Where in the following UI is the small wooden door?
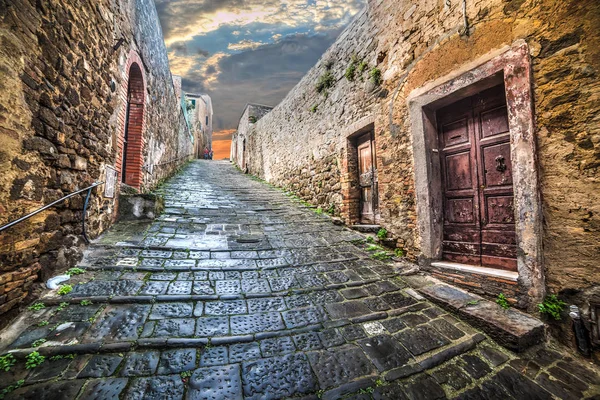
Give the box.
[357,132,378,224]
[437,85,517,271]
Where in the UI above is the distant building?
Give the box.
[231,103,273,170]
[186,93,213,158]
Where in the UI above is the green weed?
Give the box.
[80,300,93,306]
[538,295,566,320]
[371,251,393,261]
[310,104,318,113]
[394,248,405,257]
[31,339,46,348]
[316,71,335,94]
[370,67,382,85]
[57,285,73,296]
[28,302,45,311]
[25,352,45,369]
[496,293,510,310]
[376,228,387,239]
[358,61,369,74]
[0,354,16,372]
[65,267,85,276]
[56,302,69,311]
[0,379,24,399]
[37,320,49,327]
[366,236,375,244]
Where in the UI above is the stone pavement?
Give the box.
[1,160,599,399]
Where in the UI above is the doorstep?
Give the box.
[404,274,545,352]
[430,261,518,282]
[350,224,381,232]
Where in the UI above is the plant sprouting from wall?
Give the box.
[357,61,369,75]
[496,293,510,309]
[377,228,387,239]
[249,115,257,123]
[310,104,318,113]
[369,67,382,86]
[538,295,566,320]
[345,54,359,81]
[316,70,335,94]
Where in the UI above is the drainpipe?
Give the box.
[569,305,592,356]
[460,0,469,36]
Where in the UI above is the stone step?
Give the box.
[350,224,381,232]
[418,283,545,352]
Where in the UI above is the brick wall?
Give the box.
[0,0,194,320]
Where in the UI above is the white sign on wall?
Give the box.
[104,165,117,198]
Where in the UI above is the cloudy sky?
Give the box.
[155,0,365,158]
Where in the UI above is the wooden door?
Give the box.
[357,132,377,224]
[437,85,517,271]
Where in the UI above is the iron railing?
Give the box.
[0,181,104,244]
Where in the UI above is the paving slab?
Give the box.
[1,161,598,400]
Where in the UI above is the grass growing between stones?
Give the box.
[57,284,73,296]
[28,302,45,311]
[65,267,85,276]
[0,354,15,372]
[0,380,24,399]
[25,352,44,369]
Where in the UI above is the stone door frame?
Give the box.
[341,116,377,225]
[407,40,544,305]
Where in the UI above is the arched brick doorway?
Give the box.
[122,63,144,188]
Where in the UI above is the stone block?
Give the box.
[118,193,164,221]
[419,284,545,352]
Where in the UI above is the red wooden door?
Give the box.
[437,85,517,271]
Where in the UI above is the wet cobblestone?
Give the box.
[1,161,599,399]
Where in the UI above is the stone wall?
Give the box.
[238,0,600,351]
[231,103,273,168]
[0,0,193,319]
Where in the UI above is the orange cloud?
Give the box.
[213,129,235,141]
[212,139,232,159]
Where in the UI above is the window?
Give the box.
[206,116,209,126]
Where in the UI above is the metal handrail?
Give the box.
[0,181,104,244]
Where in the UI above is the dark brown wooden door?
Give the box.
[357,132,378,224]
[437,85,517,271]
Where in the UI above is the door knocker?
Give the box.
[495,155,507,172]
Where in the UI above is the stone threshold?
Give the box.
[417,281,544,352]
[431,261,518,282]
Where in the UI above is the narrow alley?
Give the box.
[1,160,598,399]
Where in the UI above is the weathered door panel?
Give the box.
[357,132,377,224]
[437,84,517,271]
[438,100,481,265]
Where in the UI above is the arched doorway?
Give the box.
[122,63,144,188]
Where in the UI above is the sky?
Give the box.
[155,0,365,159]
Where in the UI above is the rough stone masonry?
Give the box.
[0,0,194,320]
[231,0,600,358]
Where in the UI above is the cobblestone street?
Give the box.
[1,160,599,399]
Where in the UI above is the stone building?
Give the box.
[234,0,600,353]
[0,0,194,319]
[231,103,273,170]
[186,93,213,158]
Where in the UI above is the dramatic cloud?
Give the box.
[157,0,365,137]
